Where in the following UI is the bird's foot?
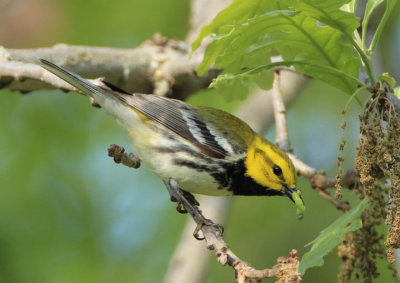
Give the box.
[163,178,224,240]
[164,179,198,213]
[193,218,224,240]
[174,190,200,213]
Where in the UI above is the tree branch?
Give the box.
[0,40,219,100]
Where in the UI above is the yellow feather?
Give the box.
[244,135,296,191]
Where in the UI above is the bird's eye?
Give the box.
[273,165,282,176]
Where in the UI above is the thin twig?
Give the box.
[289,153,358,212]
[272,69,292,152]
[107,144,141,168]
[315,188,351,212]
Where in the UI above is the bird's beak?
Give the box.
[283,184,305,219]
[283,185,303,204]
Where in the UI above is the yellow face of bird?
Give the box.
[245,135,296,193]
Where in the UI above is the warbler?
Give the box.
[39,59,304,211]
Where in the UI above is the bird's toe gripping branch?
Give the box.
[163,178,224,240]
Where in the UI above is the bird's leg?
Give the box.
[169,190,198,214]
[163,178,224,240]
[163,179,192,213]
[180,190,200,212]
[107,144,141,168]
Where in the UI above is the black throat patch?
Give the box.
[212,158,284,197]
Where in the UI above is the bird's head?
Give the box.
[244,135,303,206]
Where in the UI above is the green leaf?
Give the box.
[252,68,274,90]
[369,0,398,54]
[194,1,361,94]
[299,198,370,275]
[341,0,357,13]
[192,0,290,52]
[195,9,296,75]
[210,67,274,95]
[362,0,385,49]
[210,60,363,96]
[209,72,255,100]
[379,72,396,88]
[294,0,360,38]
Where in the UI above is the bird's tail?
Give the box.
[39,59,139,127]
[39,59,113,105]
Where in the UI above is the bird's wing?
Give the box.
[117,93,250,159]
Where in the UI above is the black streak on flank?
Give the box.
[210,160,239,189]
[172,159,218,173]
[152,144,216,164]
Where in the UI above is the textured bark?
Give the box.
[0,41,219,100]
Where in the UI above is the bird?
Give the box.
[39,59,304,215]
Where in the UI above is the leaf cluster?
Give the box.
[193,0,398,97]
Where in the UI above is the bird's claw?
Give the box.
[163,178,224,240]
[176,201,187,214]
[167,187,199,214]
[181,190,200,207]
[193,218,224,240]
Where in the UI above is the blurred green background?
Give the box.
[0,0,399,282]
